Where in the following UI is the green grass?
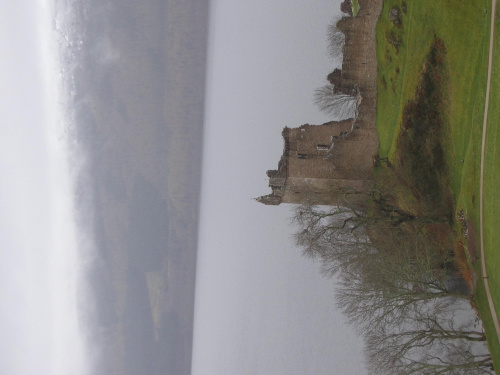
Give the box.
[352,0,360,16]
[375,0,500,365]
[481,5,500,356]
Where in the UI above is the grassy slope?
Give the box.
[375,0,500,363]
[482,5,500,355]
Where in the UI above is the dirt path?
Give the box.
[480,0,500,344]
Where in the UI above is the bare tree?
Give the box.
[313,85,357,119]
[291,203,491,373]
[334,231,472,332]
[291,203,451,278]
[291,204,364,254]
[291,203,488,374]
[290,204,381,273]
[291,201,446,248]
[326,18,345,61]
[367,306,485,360]
[368,335,493,375]
[365,299,492,375]
[369,339,493,374]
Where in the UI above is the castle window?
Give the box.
[316,144,329,151]
[298,153,308,159]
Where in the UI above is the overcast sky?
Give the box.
[192,1,366,374]
[0,1,87,374]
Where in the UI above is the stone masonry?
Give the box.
[257,0,383,206]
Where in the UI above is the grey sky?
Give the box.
[192,1,366,374]
[0,1,87,374]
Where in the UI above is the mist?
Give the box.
[0,1,89,374]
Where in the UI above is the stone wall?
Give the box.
[257,0,383,206]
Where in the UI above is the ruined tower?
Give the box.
[257,0,382,207]
[256,119,377,206]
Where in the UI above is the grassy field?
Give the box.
[375,0,500,364]
[482,3,500,355]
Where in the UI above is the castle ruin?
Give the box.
[257,0,383,206]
